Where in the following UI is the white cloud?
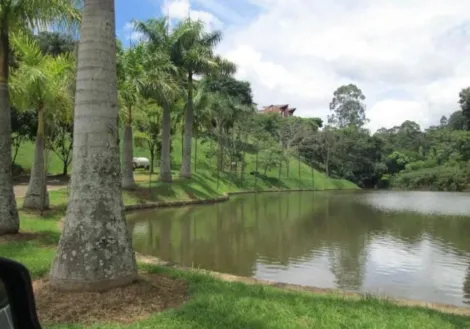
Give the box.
[212,0,470,132]
[123,22,144,43]
[163,0,223,31]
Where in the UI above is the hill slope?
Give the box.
[13,134,358,198]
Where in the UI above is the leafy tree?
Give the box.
[0,0,80,234]
[447,110,467,131]
[203,75,253,106]
[134,102,162,174]
[10,32,74,210]
[47,113,73,176]
[386,151,410,174]
[328,84,368,128]
[10,107,36,165]
[35,31,77,57]
[459,87,470,129]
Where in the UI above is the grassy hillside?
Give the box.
[13,134,358,196]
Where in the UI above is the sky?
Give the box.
[115,0,470,132]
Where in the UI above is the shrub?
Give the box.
[391,166,467,191]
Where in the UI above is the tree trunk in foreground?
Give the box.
[50,0,138,292]
[121,122,137,190]
[179,73,193,179]
[159,101,172,182]
[24,106,50,209]
[0,21,19,235]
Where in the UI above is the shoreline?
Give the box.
[124,187,359,212]
[135,253,470,317]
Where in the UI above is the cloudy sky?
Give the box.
[115,0,470,132]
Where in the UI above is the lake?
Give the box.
[128,190,470,306]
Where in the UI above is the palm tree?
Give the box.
[134,18,181,182]
[0,0,80,235]
[49,0,137,291]
[10,32,74,210]
[117,43,146,190]
[36,31,77,57]
[171,19,236,179]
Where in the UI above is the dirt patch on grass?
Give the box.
[33,274,188,326]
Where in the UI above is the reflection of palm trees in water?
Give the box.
[326,197,369,291]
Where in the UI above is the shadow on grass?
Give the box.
[126,183,178,203]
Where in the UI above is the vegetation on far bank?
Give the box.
[14,134,358,205]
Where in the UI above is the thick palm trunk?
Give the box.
[159,101,172,182]
[180,73,193,179]
[50,0,137,292]
[121,110,137,190]
[24,106,50,210]
[0,21,19,235]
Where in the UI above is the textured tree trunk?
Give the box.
[159,101,172,182]
[49,0,138,292]
[62,162,68,176]
[121,110,136,190]
[24,106,50,209]
[149,146,155,175]
[217,125,224,172]
[0,21,19,235]
[180,72,193,179]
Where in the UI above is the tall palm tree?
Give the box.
[134,18,181,182]
[117,43,146,190]
[171,19,236,179]
[49,0,137,291]
[10,32,74,210]
[0,0,80,235]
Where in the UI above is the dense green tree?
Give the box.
[11,107,36,165]
[328,84,368,128]
[448,110,467,131]
[35,31,76,57]
[459,87,470,129]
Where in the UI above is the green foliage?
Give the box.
[328,84,368,128]
[459,87,470,129]
[392,165,468,192]
[35,31,77,57]
[447,110,467,131]
[9,32,75,113]
[387,151,410,174]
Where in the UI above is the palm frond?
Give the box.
[9,0,82,36]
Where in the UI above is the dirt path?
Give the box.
[13,176,70,198]
[14,184,68,198]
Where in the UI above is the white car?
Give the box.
[132,157,150,170]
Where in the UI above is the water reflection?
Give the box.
[128,190,470,306]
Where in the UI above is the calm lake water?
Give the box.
[128,190,470,306]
